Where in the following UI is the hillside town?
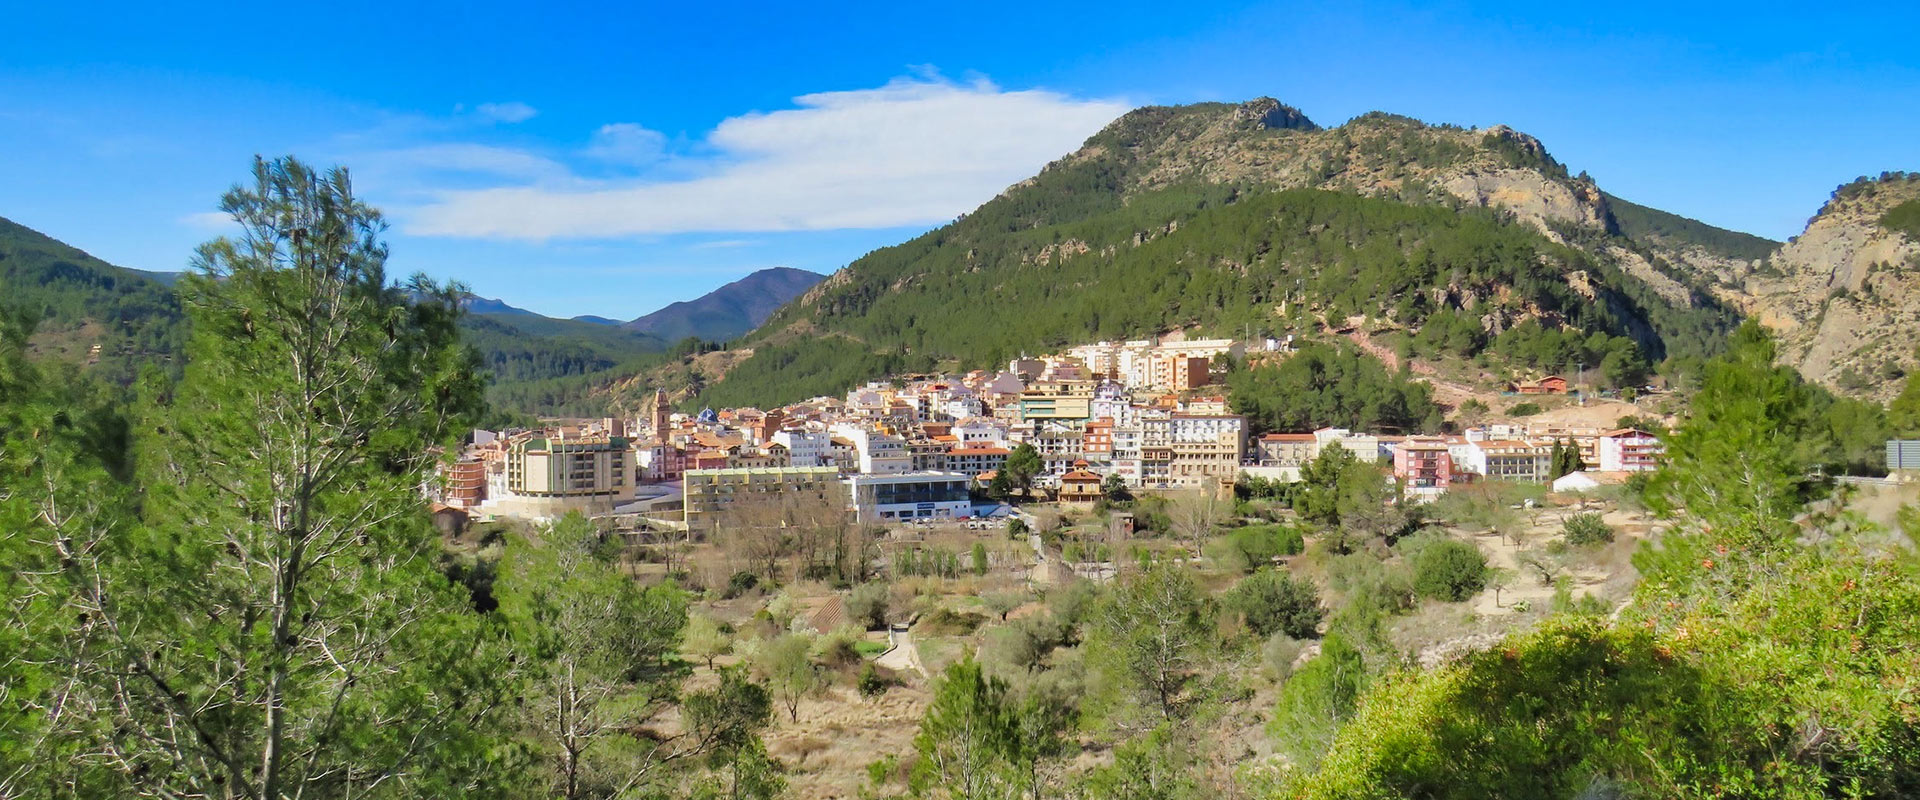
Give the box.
[430,334,1664,527]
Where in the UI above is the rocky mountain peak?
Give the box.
[1233,97,1320,132]
[1735,172,1920,399]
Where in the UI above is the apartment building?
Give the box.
[485,432,637,518]
[771,429,832,468]
[1166,414,1246,489]
[1256,433,1319,467]
[1598,428,1663,472]
[1393,437,1454,489]
[682,466,846,532]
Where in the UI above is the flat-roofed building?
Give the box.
[1598,428,1663,472]
[1256,433,1318,467]
[483,432,636,519]
[683,465,846,532]
[845,471,974,522]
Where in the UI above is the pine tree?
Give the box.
[32,157,516,798]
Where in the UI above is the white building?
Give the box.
[772,429,832,469]
[845,471,975,522]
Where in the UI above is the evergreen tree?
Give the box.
[1652,321,1822,548]
[14,157,516,798]
[1003,443,1042,498]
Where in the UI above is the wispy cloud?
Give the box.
[179,210,235,232]
[402,75,1129,240]
[584,123,668,164]
[688,239,759,250]
[474,101,538,123]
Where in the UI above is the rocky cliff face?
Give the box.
[1736,175,1920,399]
[1052,100,1616,239]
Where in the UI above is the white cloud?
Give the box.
[475,101,538,124]
[584,123,668,164]
[406,76,1130,240]
[179,210,236,232]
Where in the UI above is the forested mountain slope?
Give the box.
[0,215,185,381]
[700,99,1756,408]
[623,266,825,342]
[0,214,669,416]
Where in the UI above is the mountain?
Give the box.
[0,214,185,380]
[0,214,673,416]
[622,266,825,342]
[1729,173,1920,400]
[459,294,539,316]
[572,315,622,325]
[692,98,1759,409]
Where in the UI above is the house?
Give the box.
[1510,375,1569,395]
[1058,461,1105,509]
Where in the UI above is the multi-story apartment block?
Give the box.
[1140,416,1174,487]
[771,429,832,468]
[1476,440,1553,482]
[1084,419,1114,454]
[1598,428,1663,472]
[1166,414,1246,489]
[1256,433,1319,467]
[682,466,845,532]
[944,445,1009,478]
[485,432,637,518]
[1018,385,1093,424]
[907,438,948,471]
[1393,437,1454,489]
[1315,428,1381,463]
[438,457,487,509]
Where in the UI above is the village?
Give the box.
[429,334,1663,532]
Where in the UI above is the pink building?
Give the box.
[1598,428,1663,472]
[1393,438,1454,489]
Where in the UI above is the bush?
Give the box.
[1007,518,1029,537]
[1229,569,1326,639]
[1225,524,1307,571]
[1561,512,1614,545]
[847,582,891,630]
[1263,633,1306,681]
[858,661,896,698]
[915,607,986,636]
[724,571,761,599]
[1507,402,1543,417]
[1412,539,1488,602]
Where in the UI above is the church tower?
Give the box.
[651,389,672,445]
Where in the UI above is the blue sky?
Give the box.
[3,1,1915,319]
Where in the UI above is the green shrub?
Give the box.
[846,582,891,630]
[1412,539,1487,602]
[1561,512,1614,545]
[1229,569,1325,639]
[1507,402,1543,417]
[1224,524,1307,572]
[724,571,761,599]
[858,661,895,698]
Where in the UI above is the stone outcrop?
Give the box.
[1737,175,1920,400]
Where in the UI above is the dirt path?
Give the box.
[874,630,925,678]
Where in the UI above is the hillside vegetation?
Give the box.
[0,215,185,380]
[699,100,1749,409]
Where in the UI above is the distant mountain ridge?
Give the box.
[0,214,185,379]
[691,97,1774,409]
[622,266,825,342]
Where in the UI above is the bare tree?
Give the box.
[1168,489,1230,556]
